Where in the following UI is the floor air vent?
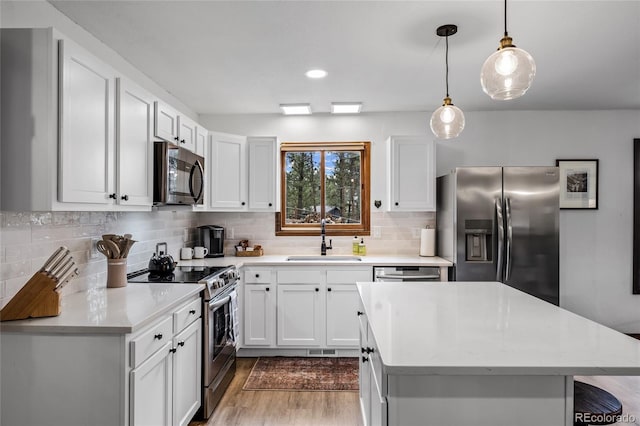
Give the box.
[307,349,337,356]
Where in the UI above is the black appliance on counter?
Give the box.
[128,264,239,420]
[198,225,225,257]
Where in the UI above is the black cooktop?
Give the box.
[127,265,229,283]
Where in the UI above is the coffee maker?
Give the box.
[198,225,225,257]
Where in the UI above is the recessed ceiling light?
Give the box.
[305,69,328,79]
[331,102,363,114]
[280,103,312,115]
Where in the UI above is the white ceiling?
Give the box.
[48,0,640,115]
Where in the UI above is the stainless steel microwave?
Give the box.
[153,142,204,205]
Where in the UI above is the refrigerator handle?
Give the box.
[505,197,513,281]
[495,198,505,282]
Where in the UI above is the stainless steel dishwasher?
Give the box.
[373,266,441,282]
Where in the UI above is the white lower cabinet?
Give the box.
[130,297,202,426]
[172,320,202,426]
[359,305,388,426]
[241,266,369,350]
[131,341,173,426]
[277,284,324,346]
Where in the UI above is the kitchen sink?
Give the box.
[285,255,362,261]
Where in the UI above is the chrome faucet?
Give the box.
[320,219,332,255]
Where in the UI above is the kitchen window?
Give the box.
[277,141,370,236]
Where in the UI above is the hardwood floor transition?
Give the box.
[190,358,640,426]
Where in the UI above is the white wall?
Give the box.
[200,110,640,333]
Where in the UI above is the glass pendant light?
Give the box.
[430,24,465,140]
[480,0,536,100]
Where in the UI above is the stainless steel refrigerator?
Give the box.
[436,167,559,305]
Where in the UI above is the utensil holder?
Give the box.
[106,258,128,288]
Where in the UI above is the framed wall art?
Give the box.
[555,159,599,210]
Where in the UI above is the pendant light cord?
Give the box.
[504,0,509,37]
[445,35,450,98]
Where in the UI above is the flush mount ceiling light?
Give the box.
[331,102,363,114]
[280,103,312,115]
[430,24,465,140]
[305,69,328,79]
[480,0,536,100]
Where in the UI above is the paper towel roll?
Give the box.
[419,228,435,257]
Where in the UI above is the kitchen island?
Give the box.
[356,281,640,426]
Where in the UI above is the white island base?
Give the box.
[357,281,640,426]
[385,375,571,425]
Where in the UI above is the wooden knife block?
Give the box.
[0,272,61,321]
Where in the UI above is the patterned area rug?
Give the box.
[242,357,359,391]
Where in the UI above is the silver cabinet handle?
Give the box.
[505,197,513,282]
[495,198,505,282]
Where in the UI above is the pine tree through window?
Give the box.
[278,142,370,236]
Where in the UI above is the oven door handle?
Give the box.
[209,295,232,311]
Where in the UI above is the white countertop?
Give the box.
[178,254,452,268]
[357,281,640,376]
[0,283,204,334]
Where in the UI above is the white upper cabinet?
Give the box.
[387,135,436,211]
[178,116,197,153]
[248,136,277,211]
[209,132,247,209]
[207,133,277,212]
[154,101,179,144]
[195,126,208,157]
[154,101,198,153]
[116,78,154,207]
[1,28,157,211]
[58,38,116,205]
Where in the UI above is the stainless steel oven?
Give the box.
[128,264,238,420]
[203,282,237,416]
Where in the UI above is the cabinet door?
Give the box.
[247,136,277,211]
[173,320,202,426]
[326,284,360,347]
[244,284,275,346]
[178,116,197,153]
[58,38,115,204]
[360,328,372,426]
[116,78,154,207]
[388,136,435,211]
[130,342,173,426]
[209,132,247,210]
[277,284,324,346]
[195,126,208,157]
[154,101,179,144]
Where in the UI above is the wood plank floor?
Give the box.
[189,357,363,426]
[190,358,639,426]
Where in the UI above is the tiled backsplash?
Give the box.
[197,211,436,256]
[0,211,199,302]
[0,210,434,303]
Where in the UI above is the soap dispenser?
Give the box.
[358,238,366,256]
[352,236,359,255]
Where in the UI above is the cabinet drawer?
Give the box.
[327,269,372,284]
[277,269,322,284]
[244,268,272,284]
[173,298,201,334]
[130,316,173,368]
